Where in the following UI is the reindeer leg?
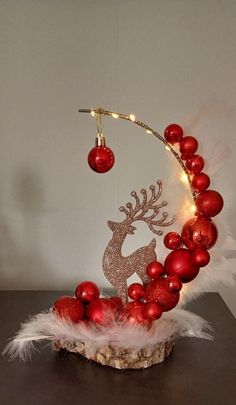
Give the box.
[116,280,128,304]
[137,271,150,286]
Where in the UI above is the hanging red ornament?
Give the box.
[88,145,115,173]
[53,296,85,323]
[122,301,152,327]
[195,190,224,217]
[192,172,210,192]
[75,281,100,303]
[146,261,164,279]
[179,136,198,158]
[164,123,183,144]
[145,278,180,311]
[167,275,182,292]
[128,283,145,301]
[86,298,117,325]
[181,217,218,250]
[164,248,199,282]
[142,302,163,320]
[191,248,210,267]
[164,232,182,250]
[186,155,205,174]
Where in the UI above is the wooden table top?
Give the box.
[0,291,235,405]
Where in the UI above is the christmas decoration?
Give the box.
[5,106,233,371]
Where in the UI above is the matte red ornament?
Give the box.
[195,190,224,217]
[164,248,199,282]
[186,155,205,174]
[86,298,117,325]
[142,302,163,320]
[146,261,164,279]
[75,281,100,303]
[122,301,152,327]
[191,248,210,267]
[164,123,183,144]
[164,232,182,250]
[181,217,218,250]
[192,172,210,192]
[88,146,115,173]
[167,275,182,292]
[179,136,198,157]
[128,283,145,301]
[53,296,85,323]
[144,277,180,311]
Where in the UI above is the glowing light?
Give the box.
[180,172,189,185]
[146,129,152,134]
[91,110,95,117]
[129,114,136,122]
[190,204,196,214]
[165,145,171,151]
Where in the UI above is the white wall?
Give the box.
[0,1,235,314]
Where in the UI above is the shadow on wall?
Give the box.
[0,167,53,290]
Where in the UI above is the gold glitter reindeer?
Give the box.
[102,180,176,303]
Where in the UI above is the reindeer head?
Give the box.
[107,220,136,235]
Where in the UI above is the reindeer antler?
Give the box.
[119,180,176,235]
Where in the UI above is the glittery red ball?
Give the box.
[164,232,182,250]
[164,123,183,144]
[122,301,152,327]
[179,136,198,158]
[164,248,199,282]
[167,275,182,292]
[75,281,100,303]
[53,296,85,323]
[191,248,210,267]
[86,298,117,325]
[145,278,180,311]
[182,217,218,250]
[128,283,145,301]
[142,302,163,320]
[192,172,210,192]
[88,146,115,173]
[146,261,164,279]
[195,190,224,217]
[186,155,205,174]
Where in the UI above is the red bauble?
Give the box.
[110,296,123,309]
[142,302,163,320]
[192,172,210,192]
[122,301,152,327]
[146,261,164,279]
[145,278,180,311]
[181,217,218,250]
[53,296,85,323]
[164,123,183,144]
[164,232,182,250]
[164,248,199,282]
[191,248,210,267]
[186,155,205,174]
[86,298,117,325]
[75,281,100,303]
[167,275,182,292]
[88,146,115,173]
[195,190,224,217]
[128,283,145,301]
[179,136,198,157]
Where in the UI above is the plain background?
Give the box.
[0,0,235,315]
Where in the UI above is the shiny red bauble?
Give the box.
[53,296,85,323]
[164,123,183,144]
[192,172,210,192]
[122,301,152,327]
[191,248,210,267]
[164,232,182,250]
[195,190,224,217]
[110,296,123,309]
[145,277,180,311]
[186,155,205,174]
[75,281,100,303]
[181,217,218,250]
[167,275,182,292]
[88,146,115,173]
[86,298,117,325]
[128,283,145,301]
[179,136,198,158]
[164,248,199,282]
[146,261,164,279]
[142,302,163,320]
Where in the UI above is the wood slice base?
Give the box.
[52,338,174,369]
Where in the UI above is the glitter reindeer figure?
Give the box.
[102,180,176,303]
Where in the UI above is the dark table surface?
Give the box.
[0,291,235,405]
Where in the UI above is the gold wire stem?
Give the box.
[78,107,196,201]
